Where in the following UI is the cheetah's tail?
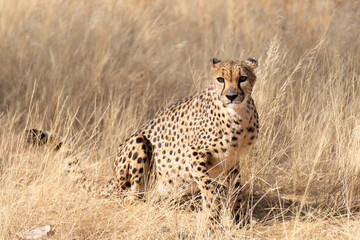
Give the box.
[25,129,118,197]
[25,129,63,150]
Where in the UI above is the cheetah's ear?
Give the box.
[245,58,258,70]
[210,58,221,69]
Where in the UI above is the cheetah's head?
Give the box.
[210,58,257,108]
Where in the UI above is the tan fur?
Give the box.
[26,58,259,226]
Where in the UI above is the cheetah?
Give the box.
[26,58,259,226]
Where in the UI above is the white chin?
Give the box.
[227,104,239,116]
[227,102,239,107]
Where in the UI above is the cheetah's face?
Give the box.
[210,58,257,107]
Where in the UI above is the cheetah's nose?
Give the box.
[226,94,238,102]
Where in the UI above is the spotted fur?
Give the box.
[26,58,259,226]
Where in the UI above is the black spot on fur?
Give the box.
[247,127,254,132]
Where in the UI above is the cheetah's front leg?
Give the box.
[189,147,227,225]
[227,167,247,225]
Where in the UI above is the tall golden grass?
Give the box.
[1,0,359,239]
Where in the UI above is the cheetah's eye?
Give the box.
[239,76,248,82]
[217,77,225,83]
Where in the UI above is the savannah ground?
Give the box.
[1,0,360,239]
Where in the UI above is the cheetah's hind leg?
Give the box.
[113,134,152,202]
[62,157,120,197]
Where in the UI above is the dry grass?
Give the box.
[1,0,360,239]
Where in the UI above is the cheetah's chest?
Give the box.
[207,106,259,178]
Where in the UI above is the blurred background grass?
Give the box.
[0,0,359,239]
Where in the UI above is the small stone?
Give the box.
[17,225,52,239]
